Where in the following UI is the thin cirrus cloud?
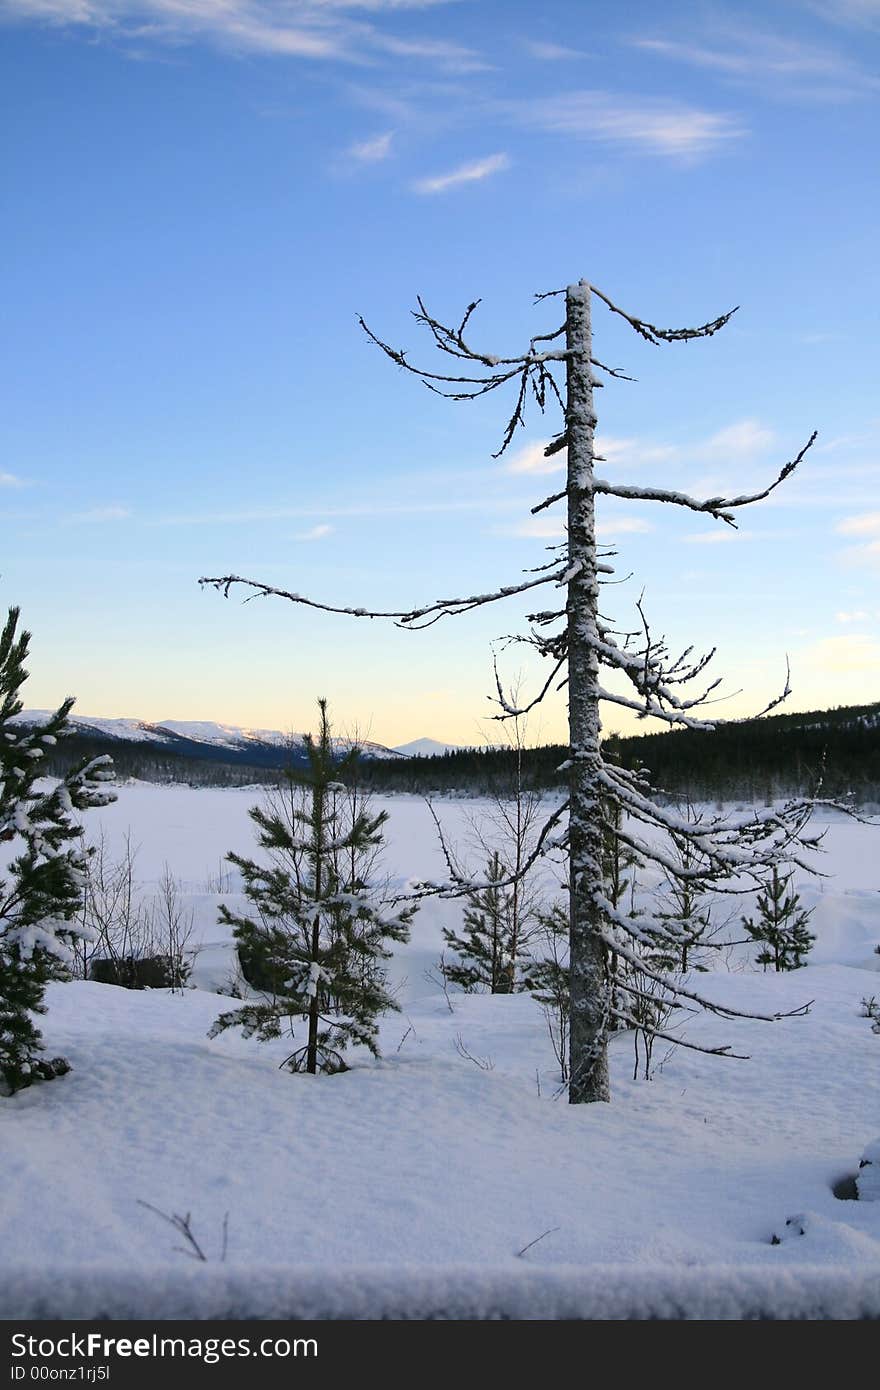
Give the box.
[68,505,132,523]
[0,471,27,488]
[348,131,394,163]
[806,0,880,29]
[157,494,530,526]
[295,523,334,541]
[0,1,481,70]
[836,511,880,535]
[501,515,653,540]
[504,420,773,479]
[510,91,745,160]
[631,29,879,100]
[801,632,880,673]
[412,152,510,194]
[683,529,749,545]
[504,436,676,477]
[520,39,590,61]
[835,510,880,565]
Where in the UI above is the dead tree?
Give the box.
[202,277,826,1104]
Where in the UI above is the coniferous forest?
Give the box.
[26,700,880,802]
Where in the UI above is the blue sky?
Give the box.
[2,0,879,746]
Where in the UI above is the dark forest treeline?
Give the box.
[602,701,880,803]
[28,700,880,802]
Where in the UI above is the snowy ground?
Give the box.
[2,784,880,1319]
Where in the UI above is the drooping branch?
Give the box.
[602,929,813,1025]
[609,1007,749,1061]
[589,284,739,344]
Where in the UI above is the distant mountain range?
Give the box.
[13,711,462,767]
[14,702,879,800]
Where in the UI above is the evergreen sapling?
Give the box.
[209,700,414,1073]
[743,865,815,971]
[0,606,115,1095]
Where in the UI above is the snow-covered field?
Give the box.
[2,783,880,1320]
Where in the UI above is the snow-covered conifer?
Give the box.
[0,607,115,1095]
[440,709,544,994]
[442,851,521,993]
[209,700,414,1073]
[742,865,815,971]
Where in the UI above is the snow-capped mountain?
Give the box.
[12,711,466,762]
[13,711,407,761]
[393,737,464,758]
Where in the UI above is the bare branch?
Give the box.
[610,1008,749,1061]
[595,432,817,525]
[199,567,566,630]
[590,283,738,344]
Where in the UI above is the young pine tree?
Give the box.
[442,851,521,993]
[743,865,815,972]
[440,708,544,994]
[1,606,115,1095]
[528,901,570,1083]
[209,699,414,1073]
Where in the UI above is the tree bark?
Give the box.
[566,280,611,1103]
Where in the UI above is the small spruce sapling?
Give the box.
[0,606,115,1094]
[743,865,815,971]
[209,699,414,1073]
[440,706,545,994]
[528,902,570,1083]
[442,851,521,993]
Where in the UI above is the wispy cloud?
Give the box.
[836,511,880,535]
[157,494,530,525]
[510,91,745,160]
[347,130,394,162]
[0,2,482,71]
[801,632,880,673]
[521,39,589,61]
[806,0,880,30]
[702,419,776,460]
[501,515,653,540]
[632,28,879,101]
[835,510,880,566]
[504,421,772,479]
[504,441,562,476]
[370,30,489,73]
[0,471,28,488]
[683,529,748,545]
[69,505,132,523]
[295,522,334,540]
[413,151,510,194]
[598,435,681,469]
[836,608,874,622]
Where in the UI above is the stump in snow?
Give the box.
[857,1138,880,1202]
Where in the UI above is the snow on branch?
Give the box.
[532,433,818,521]
[400,798,570,903]
[199,567,567,630]
[589,284,739,345]
[602,930,813,1026]
[595,432,818,527]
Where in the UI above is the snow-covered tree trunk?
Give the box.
[565,281,610,1104]
[203,276,830,1104]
